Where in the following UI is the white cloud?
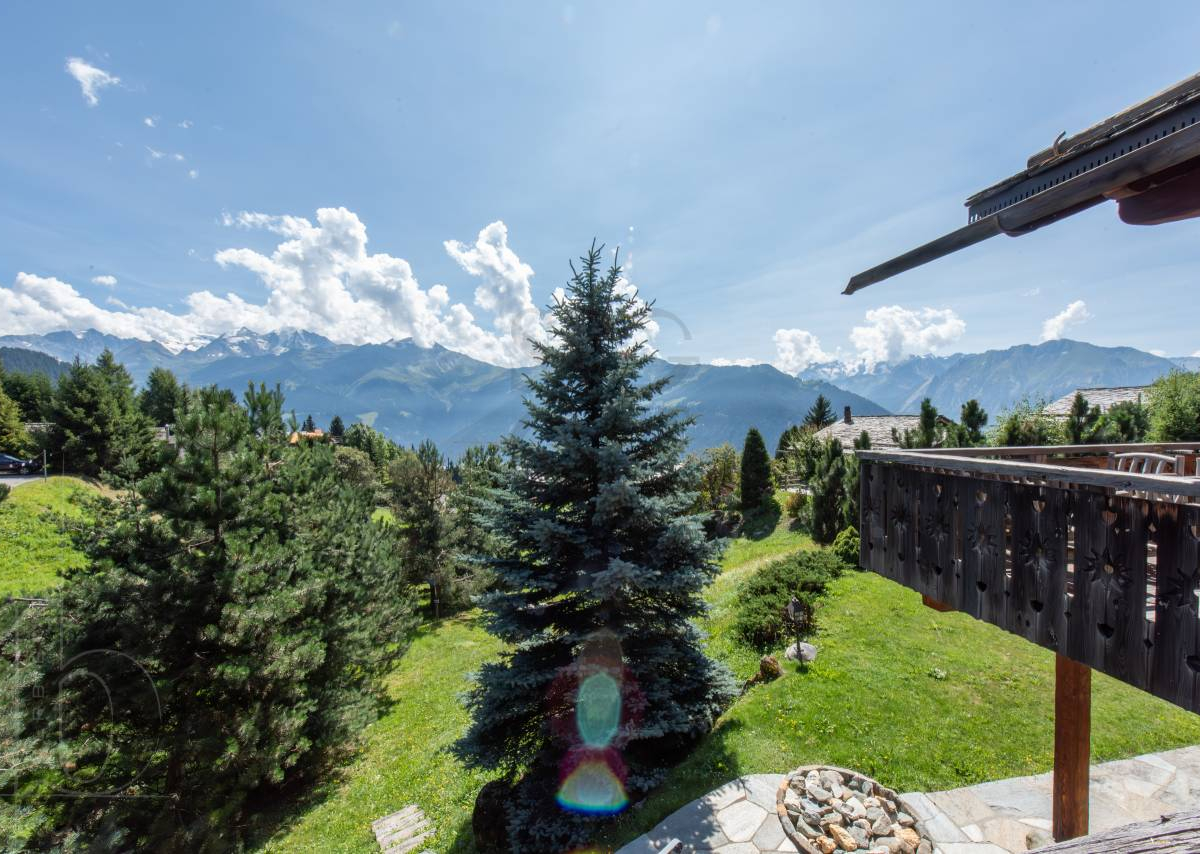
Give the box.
[1041,300,1090,341]
[91,275,117,287]
[710,357,760,367]
[65,57,119,106]
[171,153,185,162]
[188,169,198,180]
[848,305,966,369]
[444,220,549,364]
[178,119,193,129]
[0,211,558,364]
[143,116,157,128]
[146,146,165,160]
[773,329,831,374]
[1150,349,1167,357]
[1022,287,1041,297]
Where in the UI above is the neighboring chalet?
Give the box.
[814,406,952,450]
[288,428,326,445]
[1044,385,1149,416]
[845,71,1200,849]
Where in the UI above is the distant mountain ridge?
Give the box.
[799,339,1187,416]
[0,346,70,380]
[0,329,886,454]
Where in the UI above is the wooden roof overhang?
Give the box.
[845,72,1200,294]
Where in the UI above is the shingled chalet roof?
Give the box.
[813,407,947,450]
[1044,385,1149,416]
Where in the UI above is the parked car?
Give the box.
[0,453,42,475]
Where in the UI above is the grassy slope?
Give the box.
[0,477,97,597]
[261,614,504,853]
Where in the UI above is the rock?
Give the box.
[844,797,866,819]
[820,768,845,788]
[916,841,932,854]
[808,784,833,803]
[758,654,783,681]
[895,811,915,827]
[806,770,822,790]
[852,818,871,831]
[874,838,904,854]
[863,796,881,809]
[785,641,819,661]
[821,811,844,828]
[814,835,837,854]
[785,790,802,811]
[794,817,823,839]
[803,809,825,827]
[847,824,870,848]
[827,823,858,851]
[829,782,844,799]
[896,827,920,849]
[801,798,823,814]
[865,806,884,822]
[871,813,893,836]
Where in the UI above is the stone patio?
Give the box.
[614,745,1200,853]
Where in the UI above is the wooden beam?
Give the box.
[1030,807,1200,852]
[922,594,954,612]
[1053,654,1091,842]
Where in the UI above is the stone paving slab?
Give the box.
[616,745,1200,854]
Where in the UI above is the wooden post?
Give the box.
[921,594,954,612]
[1053,654,1091,842]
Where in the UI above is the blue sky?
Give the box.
[2,2,1198,369]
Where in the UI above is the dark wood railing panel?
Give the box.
[859,459,1200,715]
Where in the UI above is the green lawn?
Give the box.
[0,477,98,597]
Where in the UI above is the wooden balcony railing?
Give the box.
[858,443,1200,714]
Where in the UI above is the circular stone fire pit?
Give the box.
[776,765,932,854]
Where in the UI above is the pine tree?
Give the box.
[455,245,736,851]
[893,398,944,449]
[740,427,773,511]
[2,370,54,422]
[841,431,870,531]
[302,413,316,432]
[329,414,345,438]
[53,351,154,476]
[389,439,457,614]
[0,385,29,455]
[139,366,184,427]
[1065,392,1105,444]
[774,424,802,459]
[1102,400,1149,442]
[958,399,988,446]
[811,437,847,544]
[2,384,414,850]
[803,394,834,429]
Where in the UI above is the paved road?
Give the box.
[0,474,46,489]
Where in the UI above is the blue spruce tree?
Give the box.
[456,244,737,851]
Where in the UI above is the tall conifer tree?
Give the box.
[456,245,736,850]
[739,427,773,510]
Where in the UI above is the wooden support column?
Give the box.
[1053,654,1091,842]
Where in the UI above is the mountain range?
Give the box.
[0,330,884,454]
[1,330,1195,453]
[798,339,1192,418]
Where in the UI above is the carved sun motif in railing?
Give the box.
[967,522,1000,560]
[1017,530,1056,579]
[922,507,953,545]
[888,503,909,536]
[1081,547,1133,592]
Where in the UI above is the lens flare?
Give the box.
[556,755,628,815]
[576,671,621,748]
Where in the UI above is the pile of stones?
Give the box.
[776,766,932,854]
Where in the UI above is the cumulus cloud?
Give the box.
[65,57,120,106]
[0,209,559,366]
[848,305,965,370]
[769,305,966,376]
[178,119,193,129]
[1041,300,1090,341]
[709,357,761,367]
[91,275,117,286]
[188,169,198,180]
[773,329,831,374]
[143,116,157,128]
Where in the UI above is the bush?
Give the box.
[785,490,808,519]
[0,483,8,505]
[734,549,843,649]
[1148,371,1200,441]
[832,526,860,567]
